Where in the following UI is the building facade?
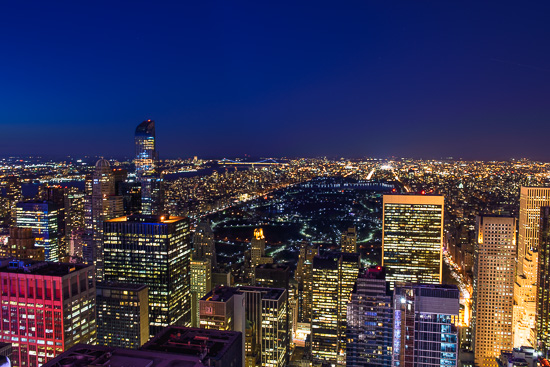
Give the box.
[392,284,459,367]
[0,258,96,367]
[341,227,357,253]
[96,282,149,349]
[382,194,444,289]
[514,187,550,347]
[346,266,393,367]
[311,252,360,365]
[1,227,44,260]
[103,214,191,337]
[471,216,515,367]
[15,201,61,261]
[537,206,550,357]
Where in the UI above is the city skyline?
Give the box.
[2,2,550,159]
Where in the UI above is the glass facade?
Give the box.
[15,201,61,261]
[382,195,444,289]
[346,266,393,367]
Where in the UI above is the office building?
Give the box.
[190,221,217,327]
[382,194,444,288]
[134,120,163,215]
[514,187,550,347]
[193,221,217,268]
[346,266,393,367]
[134,119,157,180]
[96,282,149,349]
[83,159,123,280]
[538,207,550,357]
[295,241,318,324]
[471,216,515,367]
[341,227,357,253]
[392,284,459,367]
[15,201,62,261]
[190,258,212,327]
[199,286,246,366]
[0,258,96,367]
[238,286,289,367]
[311,252,360,365]
[5,175,21,225]
[103,214,191,337]
[64,187,85,248]
[1,227,44,260]
[43,326,243,367]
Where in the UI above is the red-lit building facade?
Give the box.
[0,258,96,367]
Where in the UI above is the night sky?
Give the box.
[2,2,550,160]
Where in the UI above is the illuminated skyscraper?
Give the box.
[311,252,360,365]
[190,221,216,327]
[382,194,444,289]
[346,266,393,367]
[471,216,515,367]
[190,258,211,327]
[514,187,550,347]
[0,258,96,367]
[392,284,459,367]
[296,241,318,323]
[134,119,157,180]
[134,120,163,215]
[341,227,357,253]
[15,201,62,261]
[96,282,149,349]
[250,228,273,281]
[83,159,123,280]
[5,175,21,225]
[537,206,550,357]
[103,214,191,337]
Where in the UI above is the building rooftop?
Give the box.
[201,286,241,303]
[0,258,91,277]
[142,326,241,362]
[238,286,286,300]
[106,214,185,224]
[42,344,205,367]
[96,282,148,291]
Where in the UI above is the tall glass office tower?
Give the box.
[134,120,163,214]
[134,120,157,179]
[382,194,444,289]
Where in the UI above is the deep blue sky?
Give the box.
[2,2,550,160]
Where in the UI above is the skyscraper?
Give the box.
[392,284,459,367]
[0,258,96,367]
[134,119,157,180]
[471,216,515,367]
[103,214,191,337]
[311,252,360,365]
[15,201,62,261]
[83,159,123,280]
[341,227,357,253]
[250,228,273,281]
[382,194,444,289]
[190,221,217,327]
[96,282,149,349]
[346,266,393,367]
[134,120,163,215]
[537,206,550,357]
[193,221,217,268]
[514,187,550,347]
[296,241,318,324]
